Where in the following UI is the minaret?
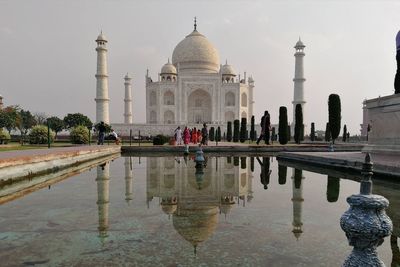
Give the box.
[124,157,133,203]
[123,73,133,124]
[248,76,255,118]
[0,95,3,109]
[95,32,110,124]
[291,168,304,239]
[292,38,306,127]
[96,162,110,243]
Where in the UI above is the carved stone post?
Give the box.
[340,153,393,266]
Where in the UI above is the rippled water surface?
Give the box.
[0,156,399,266]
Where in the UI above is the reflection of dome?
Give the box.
[219,203,234,216]
[161,59,177,75]
[172,30,220,73]
[173,205,218,247]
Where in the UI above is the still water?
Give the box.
[0,156,399,266]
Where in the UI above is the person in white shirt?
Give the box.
[174,126,183,145]
[110,129,120,145]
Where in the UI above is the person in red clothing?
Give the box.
[183,127,190,145]
[197,129,202,144]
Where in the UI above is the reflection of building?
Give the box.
[124,157,133,203]
[96,162,110,243]
[146,156,253,251]
[291,168,304,239]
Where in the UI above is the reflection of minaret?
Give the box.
[124,157,133,204]
[292,38,306,129]
[96,162,110,243]
[291,168,304,239]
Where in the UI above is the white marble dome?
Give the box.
[96,32,107,42]
[161,59,177,75]
[221,62,236,76]
[172,30,220,73]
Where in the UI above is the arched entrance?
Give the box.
[187,89,212,124]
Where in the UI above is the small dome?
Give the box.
[172,30,220,73]
[248,76,254,83]
[124,73,131,79]
[221,61,236,76]
[96,32,107,42]
[161,59,177,75]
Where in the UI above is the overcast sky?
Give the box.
[0,0,398,134]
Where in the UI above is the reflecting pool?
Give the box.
[0,156,399,266]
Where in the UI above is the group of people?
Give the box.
[97,121,120,145]
[174,123,209,146]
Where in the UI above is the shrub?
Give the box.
[0,129,11,144]
[279,106,288,144]
[310,122,315,141]
[250,116,256,141]
[233,119,240,142]
[153,134,169,145]
[240,118,247,143]
[29,125,55,144]
[70,125,90,144]
[342,124,347,142]
[216,127,221,142]
[227,121,232,142]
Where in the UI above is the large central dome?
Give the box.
[172,30,220,73]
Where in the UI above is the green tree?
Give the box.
[278,106,288,145]
[233,119,240,142]
[227,121,232,142]
[46,116,65,139]
[94,121,111,134]
[17,109,37,138]
[325,122,331,142]
[328,94,341,144]
[342,124,347,142]
[63,113,93,129]
[250,115,256,141]
[310,122,316,141]
[0,106,18,134]
[271,127,276,143]
[216,126,221,142]
[29,125,55,144]
[240,118,247,143]
[70,125,90,144]
[209,127,215,141]
[294,104,303,144]
[287,125,291,142]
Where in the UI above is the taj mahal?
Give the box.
[96,19,306,136]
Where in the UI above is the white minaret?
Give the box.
[292,38,306,126]
[95,32,110,124]
[123,73,133,124]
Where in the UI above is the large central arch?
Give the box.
[187,89,212,124]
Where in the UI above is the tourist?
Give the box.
[97,121,106,145]
[395,30,400,94]
[197,129,202,144]
[109,129,121,145]
[256,111,266,145]
[256,157,272,190]
[174,126,183,145]
[192,127,197,144]
[201,123,208,145]
[183,126,190,145]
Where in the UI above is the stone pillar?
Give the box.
[95,32,110,124]
[292,38,306,132]
[340,154,392,266]
[124,73,133,124]
[96,162,110,243]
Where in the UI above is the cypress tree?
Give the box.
[278,107,288,145]
[342,124,347,142]
[250,115,255,141]
[310,122,315,141]
[209,127,215,141]
[216,126,221,142]
[287,126,291,142]
[240,118,247,143]
[328,94,341,144]
[271,127,276,144]
[227,121,232,142]
[294,104,303,144]
[325,122,331,142]
[233,119,240,142]
[233,156,239,166]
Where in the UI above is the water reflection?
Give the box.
[291,168,304,239]
[256,157,271,190]
[327,176,340,203]
[146,156,253,252]
[124,157,133,204]
[96,162,110,243]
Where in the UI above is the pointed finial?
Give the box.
[194,17,197,31]
[194,245,197,256]
[225,59,227,65]
[167,58,170,64]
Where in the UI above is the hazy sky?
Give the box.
[0,0,398,134]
